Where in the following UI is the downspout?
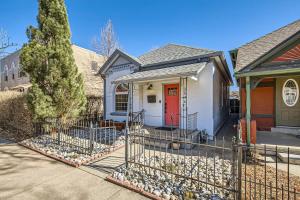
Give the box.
[103,76,106,120]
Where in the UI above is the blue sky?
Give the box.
[1,0,299,90]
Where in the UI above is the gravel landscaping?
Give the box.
[19,129,125,166]
[112,154,235,200]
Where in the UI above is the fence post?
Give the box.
[125,126,129,168]
[89,121,94,155]
[236,138,242,200]
[57,119,61,145]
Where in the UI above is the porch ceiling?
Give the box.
[112,62,207,83]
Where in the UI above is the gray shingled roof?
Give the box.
[113,62,207,83]
[138,44,217,66]
[235,19,300,72]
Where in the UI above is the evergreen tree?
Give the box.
[20,0,86,122]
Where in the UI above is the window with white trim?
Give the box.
[282,79,299,107]
[115,83,129,112]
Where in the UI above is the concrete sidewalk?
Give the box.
[0,142,148,200]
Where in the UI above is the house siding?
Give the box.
[213,62,229,134]
[105,56,139,122]
[0,51,30,91]
[187,62,214,136]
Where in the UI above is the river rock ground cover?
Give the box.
[112,154,235,200]
[20,128,125,166]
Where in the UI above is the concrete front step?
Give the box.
[278,153,300,165]
[253,144,300,155]
[271,126,300,135]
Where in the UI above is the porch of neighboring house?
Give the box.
[238,75,300,146]
[216,115,300,148]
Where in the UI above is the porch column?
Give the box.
[246,76,251,145]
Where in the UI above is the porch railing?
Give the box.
[187,112,198,132]
[129,109,145,128]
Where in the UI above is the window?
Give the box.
[168,88,177,96]
[282,79,299,107]
[115,83,129,112]
[11,62,15,80]
[4,65,8,81]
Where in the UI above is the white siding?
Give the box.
[105,56,139,122]
[212,62,229,134]
[187,62,214,137]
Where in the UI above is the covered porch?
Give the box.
[238,71,300,145]
[113,63,207,134]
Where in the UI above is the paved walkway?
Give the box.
[0,141,148,200]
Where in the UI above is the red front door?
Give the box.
[164,84,180,126]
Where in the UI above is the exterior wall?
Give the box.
[0,50,29,91]
[0,46,105,95]
[276,76,300,127]
[141,79,180,127]
[104,56,139,122]
[187,62,214,136]
[241,78,276,130]
[212,62,229,134]
[104,60,221,137]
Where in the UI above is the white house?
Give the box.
[99,44,232,137]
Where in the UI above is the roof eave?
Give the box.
[141,51,220,68]
[235,67,300,78]
[112,71,199,84]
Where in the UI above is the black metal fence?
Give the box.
[238,144,300,200]
[126,127,239,199]
[124,128,300,199]
[30,115,123,155]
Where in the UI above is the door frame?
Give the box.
[162,82,180,127]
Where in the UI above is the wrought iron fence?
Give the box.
[125,128,239,199]
[31,116,122,155]
[123,127,300,199]
[238,144,300,200]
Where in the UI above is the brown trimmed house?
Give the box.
[230,19,300,144]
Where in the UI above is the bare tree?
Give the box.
[0,28,16,58]
[92,19,119,59]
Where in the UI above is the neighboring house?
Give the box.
[0,50,30,92]
[0,45,106,97]
[229,19,300,141]
[99,44,232,137]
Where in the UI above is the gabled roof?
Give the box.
[138,44,217,66]
[233,19,300,73]
[99,49,141,74]
[99,43,232,83]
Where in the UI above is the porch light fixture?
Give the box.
[147,83,153,90]
[190,76,198,81]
